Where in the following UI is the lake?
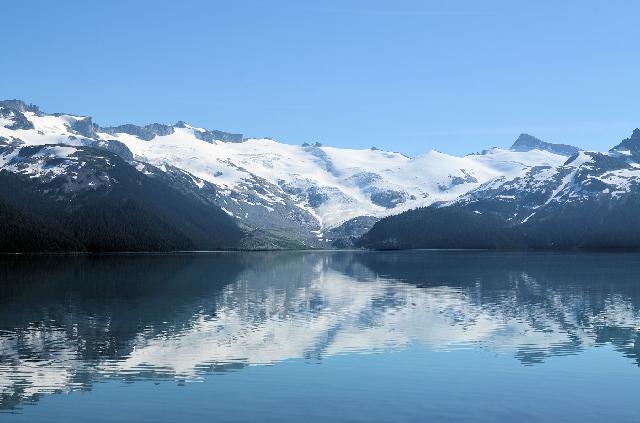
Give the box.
[0,251,639,422]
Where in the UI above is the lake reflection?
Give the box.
[1,251,640,419]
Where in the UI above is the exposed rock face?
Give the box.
[510,133,580,157]
[195,128,243,143]
[69,117,98,138]
[101,123,175,141]
[83,139,135,161]
[306,186,330,207]
[325,216,379,248]
[174,121,243,143]
[0,99,41,114]
[610,128,640,158]
[370,190,407,208]
[0,107,34,130]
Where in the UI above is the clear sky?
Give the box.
[2,0,639,156]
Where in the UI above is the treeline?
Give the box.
[0,160,244,253]
[358,196,640,250]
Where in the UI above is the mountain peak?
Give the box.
[510,133,580,157]
[610,128,640,156]
[172,121,243,142]
[511,133,542,148]
[0,99,41,114]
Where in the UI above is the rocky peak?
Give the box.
[510,133,580,157]
[194,128,244,143]
[511,133,543,150]
[0,99,41,115]
[610,128,640,156]
[70,117,98,138]
[0,102,35,130]
[100,123,175,141]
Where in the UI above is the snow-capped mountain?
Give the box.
[1,99,584,249]
[0,140,244,252]
[360,130,640,249]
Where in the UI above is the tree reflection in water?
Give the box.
[1,251,639,410]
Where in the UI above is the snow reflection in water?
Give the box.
[1,251,639,410]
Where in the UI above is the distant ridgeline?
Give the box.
[2,99,640,251]
[359,130,640,250]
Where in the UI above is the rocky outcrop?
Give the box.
[510,133,580,157]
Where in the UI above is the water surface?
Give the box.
[1,251,639,422]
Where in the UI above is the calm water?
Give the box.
[0,251,639,422]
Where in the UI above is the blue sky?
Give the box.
[2,0,639,156]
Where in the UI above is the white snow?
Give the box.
[92,125,568,227]
[1,108,623,229]
[1,145,80,179]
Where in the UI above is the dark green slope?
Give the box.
[358,195,640,251]
[0,149,244,252]
[359,131,640,251]
[357,206,523,250]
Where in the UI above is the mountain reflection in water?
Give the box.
[1,251,639,411]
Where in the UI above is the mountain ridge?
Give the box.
[6,98,637,251]
[510,133,581,156]
[359,129,640,250]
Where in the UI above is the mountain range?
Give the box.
[360,130,640,249]
[2,99,639,251]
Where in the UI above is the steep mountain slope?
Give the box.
[1,99,577,248]
[510,133,581,156]
[360,130,640,250]
[0,139,244,252]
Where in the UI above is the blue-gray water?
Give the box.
[1,251,639,422]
